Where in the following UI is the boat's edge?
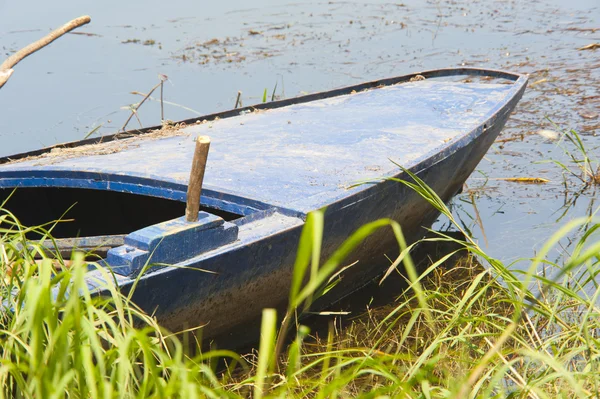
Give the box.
[0,67,527,165]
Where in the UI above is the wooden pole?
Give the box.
[185,136,211,222]
[0,15,91,89]
[234,91,242,108]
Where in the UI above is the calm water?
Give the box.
[1,0,599,265]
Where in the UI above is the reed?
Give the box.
[0,171,599,397]
[544,119,600,187]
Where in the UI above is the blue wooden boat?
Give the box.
[0,68,526,335]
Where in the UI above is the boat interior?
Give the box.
[0,185,251,267]
[0,186,243,239]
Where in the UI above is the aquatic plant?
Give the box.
[120,74,170,132]
[545,118,600,187]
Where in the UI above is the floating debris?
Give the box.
[578,43,600,51]
[69,31,102,37]
[410,74,426,82]
[536,129,561,141]
[529,78,547,87]
[579,110,599,120]
[199,38,220,47]
[496,177,550,184]
[496,134,524,143]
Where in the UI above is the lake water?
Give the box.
[1,0,599,265]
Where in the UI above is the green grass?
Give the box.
[544,118,600,187]
[0,171,599,398]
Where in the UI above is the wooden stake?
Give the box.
[185,136,211,222]
[234,91,242,109]
[0,15,91,89]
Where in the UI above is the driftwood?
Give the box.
[0,15,91,89]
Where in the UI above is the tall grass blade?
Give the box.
[254,308,277,399]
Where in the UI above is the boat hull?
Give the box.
[0,68,527,337]
[122,97,518,336]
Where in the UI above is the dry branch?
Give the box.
[0,15,91,89]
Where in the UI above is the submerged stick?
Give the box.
[160,80,164,121]
[158,73,168,122]
[0,15,91,89]
[185,136,211,222]
[234,91,242,109]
